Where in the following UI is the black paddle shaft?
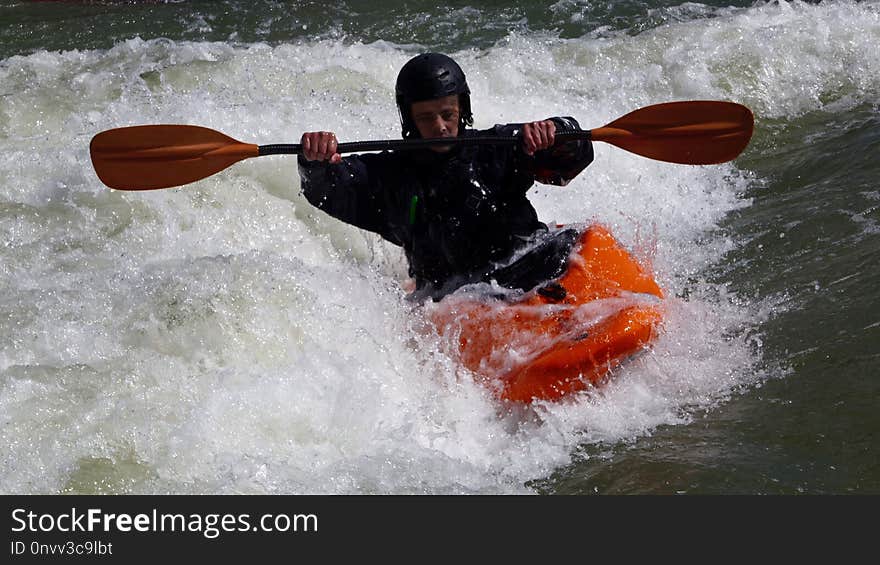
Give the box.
[257,130,591,156]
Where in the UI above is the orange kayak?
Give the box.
[429,225,663,402]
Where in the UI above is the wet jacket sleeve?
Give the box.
[297,153,404,246]
[494,116,594,186]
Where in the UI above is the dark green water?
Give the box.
[2,0,760,58]
[535,103,880,495]
[543,104,880,495]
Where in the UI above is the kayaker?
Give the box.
[298,52,595,301]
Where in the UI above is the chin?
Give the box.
[426,133,456,153]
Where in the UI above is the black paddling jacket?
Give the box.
[298,117,594,300]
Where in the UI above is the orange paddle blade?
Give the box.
[590,101,754,165]
[90,125,259,190]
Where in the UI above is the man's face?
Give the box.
[411,94,460,151]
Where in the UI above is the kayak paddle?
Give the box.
[90,100,754,191]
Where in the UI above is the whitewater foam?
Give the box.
[2,1,875,493]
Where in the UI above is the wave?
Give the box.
[2,0,873,493]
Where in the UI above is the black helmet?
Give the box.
[395,53,474,139]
